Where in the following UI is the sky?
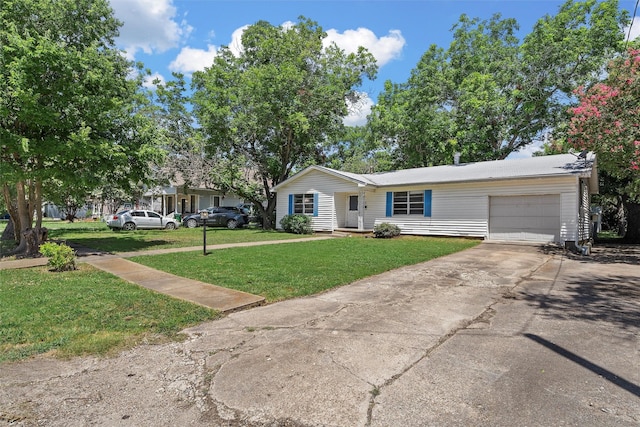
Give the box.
[108,0,640,158]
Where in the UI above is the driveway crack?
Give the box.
[365,253,559,426]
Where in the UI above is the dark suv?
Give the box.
[182,206,249,229]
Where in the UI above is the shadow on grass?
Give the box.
[60,237,174,253]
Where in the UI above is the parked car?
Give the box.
[182,206,249,229]
[107,210,180,231]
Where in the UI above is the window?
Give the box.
[293,194,315,214]
[349,195,358,211]
[392,191,424,215]
[386,190,432,217]
[147,212,161,219]
[131,211,145,217]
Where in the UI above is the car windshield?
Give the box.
[115,210,129,215]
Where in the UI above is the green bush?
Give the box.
[280,214,313,234]
[39,242,77,272]
[373,222,401,238]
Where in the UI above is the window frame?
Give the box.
[392,190,424,216]
[293,193,315,215]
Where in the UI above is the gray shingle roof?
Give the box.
[279,153,596,191]
[273,153,596,191]
[357,153,595,187]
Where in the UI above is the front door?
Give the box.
[346,195,358,228]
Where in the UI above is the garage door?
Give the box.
[489,195,560,243]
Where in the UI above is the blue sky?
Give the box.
[109,0,640,156]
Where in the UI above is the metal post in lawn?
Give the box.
[200,210,209,255]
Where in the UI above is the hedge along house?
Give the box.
[272,153,598,248]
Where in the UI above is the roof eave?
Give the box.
[271,165,375,192]
[372,171,592,188]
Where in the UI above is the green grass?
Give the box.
[1,219,309,255]
[43,221,309,253]
[0,265,219,363]
[131,236,480,302]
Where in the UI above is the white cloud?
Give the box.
[169,45,219,74]
[142,72,166,89]
[224,23,405,68]
[507,140,544,159]
[110,0,192,58]
[228,25,250,57]
[324,28,405,67]
[344,93,374,127]
[624,16,640,42]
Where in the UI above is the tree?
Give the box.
[192,17,377,229]
[568,48,640,242]
[0,0,160,255]
[369,0,627,168]
[324,126,393,173]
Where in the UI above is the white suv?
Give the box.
[107,210,180,231]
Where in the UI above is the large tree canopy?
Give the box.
[0,0,160,254]
[192,17,377,228]
[568,48,640,241]
[369,0,628,168]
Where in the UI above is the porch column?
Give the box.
[358,189,366,230]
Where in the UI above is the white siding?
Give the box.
[561,192,578,242]
[276,171,583,244]
[275,170,361,231]
[373,177,580,243]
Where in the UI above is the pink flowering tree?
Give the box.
[568,49,640,241]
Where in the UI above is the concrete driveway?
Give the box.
[1,243,638,426]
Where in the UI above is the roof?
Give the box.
[272,153,596,191]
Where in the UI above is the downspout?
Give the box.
[574,180,591,255]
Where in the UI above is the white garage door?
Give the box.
[489,195,560,243]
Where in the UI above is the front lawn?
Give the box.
[131,236,480,302]
[1,235,478,363]
[46,221,310,253]
[0,265,219,363]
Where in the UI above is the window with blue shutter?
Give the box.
[387,190,431,216]
[289,193,317,216]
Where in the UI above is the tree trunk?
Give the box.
[263,197,277,230]
[1,219,16,241]
[2,183,20,240]
[622,198,640,243]
[12,227,48,257]
[3,180,48,257]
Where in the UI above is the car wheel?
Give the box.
[186,218,198,228]
[165,222,176,230]
[122,222,136,231]
[226,219,238,229]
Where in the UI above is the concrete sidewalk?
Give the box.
[0,236,333,312]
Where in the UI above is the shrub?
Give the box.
[373,222,401,238]
[39,242,77,272]
[280,214,313,235]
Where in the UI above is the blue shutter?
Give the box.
[386,192,392,217]
[424,190,432,217]
[288,194,293,215]
[313,193,319,217]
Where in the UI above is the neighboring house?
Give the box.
[272,153,598,248]
[142,185,244,217]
